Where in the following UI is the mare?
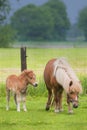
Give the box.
[6,69,38,112]
[44,58,82,113]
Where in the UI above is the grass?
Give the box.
[0,47,87,91]
[0,96,87,130]
[0,47,87,80]
[0,46,87,129]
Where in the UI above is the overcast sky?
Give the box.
[10,0,87,24]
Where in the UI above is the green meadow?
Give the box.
[0,47,87,130]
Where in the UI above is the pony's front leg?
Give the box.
[58,93,63,112]
[67,102,73,114]
[46,89,52,111]
[67,97,73,114]
[21,94,27,112]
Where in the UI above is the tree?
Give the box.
[0,0,10,24]
[44,0,70,40]
[67,24,84,41]
[0,0,19,47]
[11,0,70,41]
[0,24,16,47]
[78,7,87,41]
[11,4,54,41]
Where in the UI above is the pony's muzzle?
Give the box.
[73,103,78,108]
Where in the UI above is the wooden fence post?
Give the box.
[20,47,27,71]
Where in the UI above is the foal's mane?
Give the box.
[18,70,27,80]
[19,70,33,80]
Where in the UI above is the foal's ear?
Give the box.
[69,81,73,87]
[24,69,28,73]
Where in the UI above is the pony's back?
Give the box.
[54,57,79,81]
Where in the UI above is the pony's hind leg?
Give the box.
[54,89,60,113]
[6,89,10,111]
[46,89,52,111]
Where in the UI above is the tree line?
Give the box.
[0,0,87,47]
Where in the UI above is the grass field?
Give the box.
[0,47,87,80]
[0,96,87,130]
[0,47,87,130]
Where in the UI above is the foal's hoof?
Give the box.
[24,109,27,112]
[17,109,20,112]
[6,106,9,111]
[6,108,9,111]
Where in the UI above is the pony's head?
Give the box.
[67,80,82,108]
[23,70,38,87]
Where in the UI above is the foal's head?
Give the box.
[67,81,82,108]
[24,70,38,87]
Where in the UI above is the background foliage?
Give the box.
[0,0,87,46]
[11,0,70,41]
[78,7,87,41]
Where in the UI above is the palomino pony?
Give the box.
[6,69,38,112]
[44,58,82,113]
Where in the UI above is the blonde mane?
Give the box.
[53,58,82,93]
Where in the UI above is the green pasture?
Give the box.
[0,47,87,75]
[0,96,87,130]
[0,47,87,130]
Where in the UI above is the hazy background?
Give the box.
[9,0,87,24]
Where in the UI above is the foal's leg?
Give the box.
[46,89,52,111]
[16,93,21,112]
[6,89,10,111]
[14,93,17,107]
[21,94,27,112]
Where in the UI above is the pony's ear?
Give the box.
[69,81,73,87]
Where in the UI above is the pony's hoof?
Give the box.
[59,109,64,112]
[55,109,59,113]
[46,106,50,111]
[68,110,73,114]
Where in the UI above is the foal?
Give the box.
[6,69,38,112]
